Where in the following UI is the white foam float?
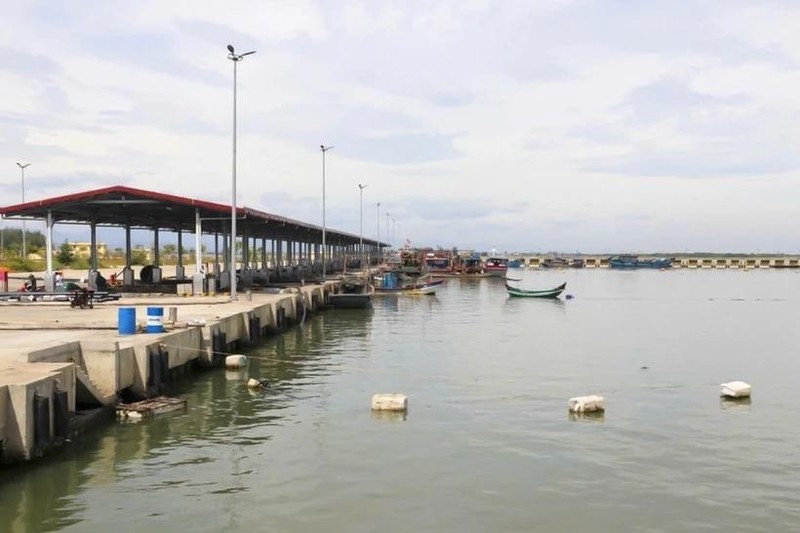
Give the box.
[225,354,247,369]
[371,393,408,412]
[568,395,605,413]
[720,381,751,398]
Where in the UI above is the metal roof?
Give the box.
[0,185,383,246]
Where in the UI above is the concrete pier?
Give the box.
[0,283,332,464]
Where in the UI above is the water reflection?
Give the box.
[4,272,800,532]
[0,307,376,532]
[568,411,606,423]
[720,396,752,412]
[370,410,408,423]
[0,430,104,532]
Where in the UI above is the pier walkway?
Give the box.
[0,283,332,464]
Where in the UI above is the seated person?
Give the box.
[23,274,37,291]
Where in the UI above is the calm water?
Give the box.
[3,269,800,532]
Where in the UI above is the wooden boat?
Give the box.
[374,278,443,296]
[505,281,566,298]
[329,276,374,308]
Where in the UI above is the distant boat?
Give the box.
[505,281,567,298]
[608,255,673,269]
[329,276,374,309]
[483,257,509,277]
[541,257,569,269]
[423,253,455,276]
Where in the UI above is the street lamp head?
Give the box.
[359,183,367,190]
[16,162,30,169]
[321,144,334,152]
[227,45,256,61]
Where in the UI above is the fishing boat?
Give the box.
[483,256,509,277]
[328,275,374,308]
[505,280,567,298]
[423,252,455,276]
[445,252,493,278]
[608,255,673,269]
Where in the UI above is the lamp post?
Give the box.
[385,212,390,250]
[320,144,334,279]
[16,162,30,260]
[376,202,381,257]
[358,183,367,268]
[226,44,255,301]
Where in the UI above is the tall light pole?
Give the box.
[386,212,390,250]
[320,144,334,279]
[358,183,367,268]
[376,202,381,259]
[227,44,255,301]
[16,162,30,260]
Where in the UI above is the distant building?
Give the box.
[64,242,109,259]
[132,245,153,262]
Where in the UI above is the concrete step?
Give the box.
[75,366,116,406]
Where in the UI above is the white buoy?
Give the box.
[225,354,247,369]
[720,381,751,398]
[371,393,408,412]
[247,378,262,389]
[568,395,605,413]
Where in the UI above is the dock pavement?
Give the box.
[0,283,331,464]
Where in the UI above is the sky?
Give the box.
[2,0,800,254]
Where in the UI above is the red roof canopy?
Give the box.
[0,185,381,246]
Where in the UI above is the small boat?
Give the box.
[505,281,566,298]
[374,278,443,296]
[329,276,374,308]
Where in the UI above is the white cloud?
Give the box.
[2,1,800,252]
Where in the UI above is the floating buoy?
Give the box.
[371,393,408,412]
[568,395,605,413]
[565,294,574,300]
[247,378,270,389]
[225,354,247,369]
[720,381,751,398]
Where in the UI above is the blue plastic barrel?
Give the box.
[118,307,136,335]
[146,306,165,333]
